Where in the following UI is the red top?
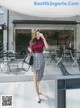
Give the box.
[30,39,44,53]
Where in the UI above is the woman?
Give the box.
[28,29,48,103]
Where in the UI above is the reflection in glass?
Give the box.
[66,89,80,108]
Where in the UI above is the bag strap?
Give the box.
[23,54,28,62]
[22,53,33,71]
[22,65,31,72]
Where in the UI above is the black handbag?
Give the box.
[22,53,33,72]
[23,53,33,65]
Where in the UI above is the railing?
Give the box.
[0,50,29,74]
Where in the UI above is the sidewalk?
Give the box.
[0,80,80,108]
[0,80,55,108]
[0,60,80,108]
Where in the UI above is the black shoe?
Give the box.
[36,96,41,103]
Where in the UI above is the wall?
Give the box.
[0,13,4,24]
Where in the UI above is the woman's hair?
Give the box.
[32,29,40,40]
[31,29,42,43]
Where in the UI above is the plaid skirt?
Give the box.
[31,53,45,81]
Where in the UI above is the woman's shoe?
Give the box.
[36,96,41,103]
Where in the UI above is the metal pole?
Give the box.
[7,10,9,51]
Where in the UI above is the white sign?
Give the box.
[0,0,80,17]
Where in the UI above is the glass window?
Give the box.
[41,30,74,47]
[15,29,31,56]
[41,29,74,57]
[0,7,4,13]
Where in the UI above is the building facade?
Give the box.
[0,7,80,57]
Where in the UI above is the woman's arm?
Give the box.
[28,40,33,53]
[28,47,32,53]
[40,33,48,49]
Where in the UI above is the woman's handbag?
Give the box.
[23,53,33,65]
[22,53,33,72]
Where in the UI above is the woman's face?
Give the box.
[35,31,41,40]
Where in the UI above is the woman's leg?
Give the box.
[33,71,39,96]
[33,71,41,103]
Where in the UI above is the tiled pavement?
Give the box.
[0,59,80,108]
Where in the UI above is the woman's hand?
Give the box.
[40,33,45,40]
